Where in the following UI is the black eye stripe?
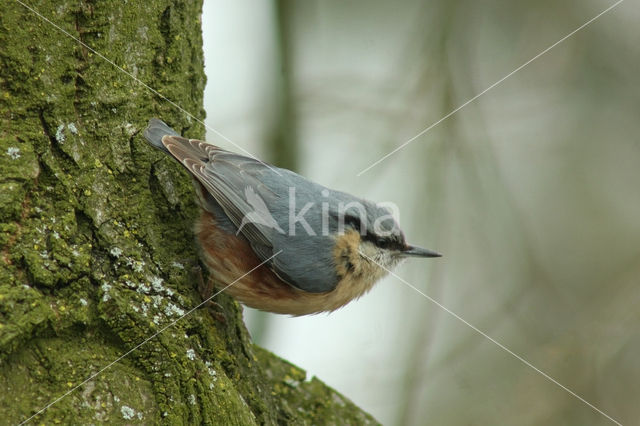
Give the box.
[344,214,362,232]
[363,233,403,250]
[377,238,390,248]
[344,214,405,250]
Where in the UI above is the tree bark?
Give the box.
[0,1,378,424]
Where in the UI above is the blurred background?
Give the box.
[201,0,640,424]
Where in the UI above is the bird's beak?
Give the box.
[401,244,442,258]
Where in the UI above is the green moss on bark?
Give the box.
[0,1,378,424]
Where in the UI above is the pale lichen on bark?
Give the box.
[0,1,378,424]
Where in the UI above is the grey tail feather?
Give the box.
[143,118,180,153]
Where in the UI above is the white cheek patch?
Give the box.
[359,241,404,271]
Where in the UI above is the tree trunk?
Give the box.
[0,1,378,424]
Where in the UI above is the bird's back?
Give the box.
[144,119,350,294]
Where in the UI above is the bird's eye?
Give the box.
[376,237,391,249]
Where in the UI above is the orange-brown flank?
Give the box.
[195,211,384,315]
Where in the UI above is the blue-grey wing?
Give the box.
[154,129,339,293]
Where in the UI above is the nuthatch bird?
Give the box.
[144,118,440,315]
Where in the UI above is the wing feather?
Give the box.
[147,121,339,294]
[162,135,275,250]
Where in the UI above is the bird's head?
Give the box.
[334,201,441,276]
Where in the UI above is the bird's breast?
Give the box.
[195,211,384,315]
